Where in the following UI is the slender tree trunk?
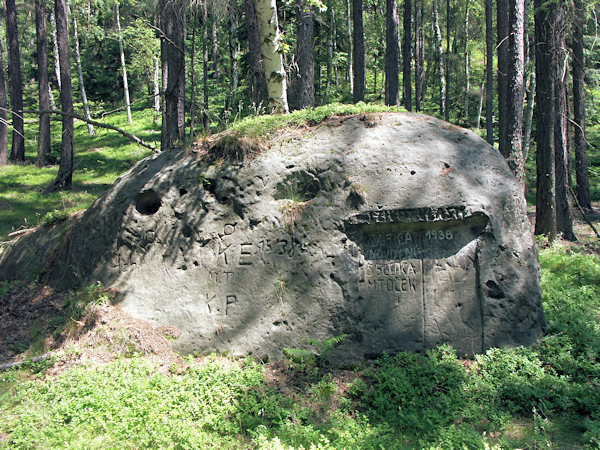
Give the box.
[36,0,51,166]
[0,38,8,166]
[476,73,484,130]
[244,0,267,107]
[523,72,535,159]
[534,0,556,240]
[226,0,239,115]
[50,11,61,91]
[325,0,333,102]
[72,12,95,135]
[297,0,315,109]
[161,0,185,148]
[160,34,168,151]
[553,5,576,241]
[415,0,424,111]
[497,0,509,155]
[189,5,197,138]
[5,0,25,162]
[202,0,210,131]
[385,0,399,106]
[210,0,219,78]
[485,0,493,145]
[347,0,353,94]
[153,56,160,118]
[352,0,365,103]
[116,1,132,124]
[503,0,525,183]
[49,0,75,191]
[255,0,289,113]
[572,0,592,211]
[444,0,450,121]
[463,0,470,124]
[433,0,446,118]
[400,0,411,109]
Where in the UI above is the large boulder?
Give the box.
[0,113,546,363]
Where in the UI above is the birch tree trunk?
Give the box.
[72,10,95,135]
[476,74,484,130]
[116,1,132,124]
[5,0,25,162]
[153,56,160,119]
[36,0,51,166]
[346,0,353,94]
[50,10,61,90]
[255,0,289,113]
[49,0,75,191]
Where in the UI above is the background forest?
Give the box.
[1,0,600,448]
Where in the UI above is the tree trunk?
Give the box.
[497,0,509,156]
[503,0,525,183]
[476,73,484,130]
[50,10,61,91]
[385,0,399,106]
[72,11,95,135]
[0,38,8,166]
[414,0,424,111]
[226,0,240,115]
[160,34,168,151]
[325,0,333,102]
[297,0,315,109]
[534,0,556,240]
[5,0,25,162]
[116,1,132,124]
[463,0,470,124]
[244,0,268,108]
[433,0,446,118]
[36,0,51,166]
[255,0,289,113]
[189,4,197,138]
[552,4,576,241]
[210,0,219,78]
[444,0,450,121]
[153,56,160,118]
[401,0,411,109]
[347,0,353,94]
[485,0,493,145]
[161,0,185,148]
[523,72,535,159]
[572,0,592,211]
[49,0,75,191]
[202,0,210,131]
[352,0,365,103]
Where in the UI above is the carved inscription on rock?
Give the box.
[347,207,488,353]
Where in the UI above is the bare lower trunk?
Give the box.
[202,0,210,130]
[476,74,484,130]
[463,0,470,124]
[325,0,333,101]
[36,0,51,166]
[0,39,8,165]
[189,5,197,138]
[50,0,75,191]
[414,0,424,111]
[72,12,95,135]
[347,0,353,94]
[572,0,592,211]
[210,0,219,78]
[116,1,132,124]
[255,0,289,113]
[433,0,446,118]
[485,0,493,145]
[244,0,268,107]
[296,0,315,109]
[386,0,399,106]
[401,0,411,109]
[534,0,556,240]
[50,11,61,90]
[226,0,239,114]
[497,0,509,156]
[352,0,365,103]
[5,0,25,162]
[153,56,160,118]
[523,72,535,160]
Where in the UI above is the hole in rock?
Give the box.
[182,224,194,238]
[410,170,416,175]
[135,190,162,215]
[485,280,505,299]
[179,187,188,196]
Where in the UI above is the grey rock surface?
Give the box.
[0,113,546,363]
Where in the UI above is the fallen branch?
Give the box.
[569,186,600,240]
[7,228,35,238]
[23,109,158,153]
[0,353,53,371]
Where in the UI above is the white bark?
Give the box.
[116,1,132,124]
[50,10,61,90]
[254,0,288,113]
[153,56,160,115]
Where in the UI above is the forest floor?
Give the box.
[1,105,600,448]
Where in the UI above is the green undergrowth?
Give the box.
[0,105,156,241]
[1,243,600,448]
